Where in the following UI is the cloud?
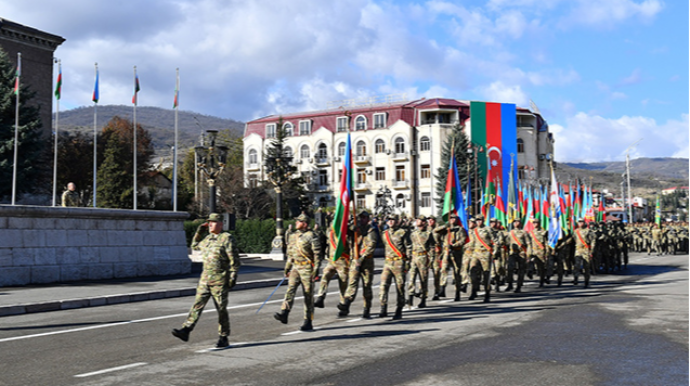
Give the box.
[563,0,664,28]
[553,112,689,162]
[476,81,529,106]
[617,68,643,86]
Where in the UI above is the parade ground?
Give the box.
[0,252,687,386]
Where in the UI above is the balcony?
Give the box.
[246,162,260,171]
[354,155,371,164]
[309,183,330,192]
[391,179,409,189]
[315,157,330,166]
[354,181,370,191]
[392,152,409,161]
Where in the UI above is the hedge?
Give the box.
[184,218,297,254]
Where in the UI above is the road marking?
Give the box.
[346,318,362,323]
[74,362,147,378]
[281,330,304,336]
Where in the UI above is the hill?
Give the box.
[564,157,688,179]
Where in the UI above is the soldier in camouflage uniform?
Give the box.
[274,213,322,331]
[466,215,494,302]
[528,218,550,287]
[378,215,411,320]
[172,213,241,348]
[506,220,531,293]
[650,223,663,256]
[489,218,508,292]
[553,228,573,287]
[339,210,379,318]
[573,219,596,287]
[314,221,352,316]
[61,182,82,207]
[436,214,467,301]
[428,216,446,300]
[406,215,435,308]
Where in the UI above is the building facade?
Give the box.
[0,18,65,138]
[243,97,555,217]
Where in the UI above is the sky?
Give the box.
[2,0,687,163]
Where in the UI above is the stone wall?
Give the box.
[0,205,190,287]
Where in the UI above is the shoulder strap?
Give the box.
[385,231,404,258]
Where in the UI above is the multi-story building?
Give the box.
[243,97,555,217]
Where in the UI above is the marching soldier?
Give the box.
[61,182,82,207]
[428,216,446,300]
[506,219,531,293]
[172,213,241,348]
[573,219,596,288]
[436,214,467,301]
[274,213,322,331]
[528,218,550,287]
[379,215,411,320]
[339,210,379,318]
[554,229,574,287]
[489,218,508,292]
[467,215,494,302]
[407,215,435,308]
[314,219,352,316]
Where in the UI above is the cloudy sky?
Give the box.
[2,0,687,162]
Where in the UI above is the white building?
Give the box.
[243,97,555,217]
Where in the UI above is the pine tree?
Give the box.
[0,48,45,200]
[97,134,134,208]
[434,123,477,217]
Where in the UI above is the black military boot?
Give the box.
[417,298,426,308]
[337,297,351,312]
[337,307,349,317]
[454,288,460,302]
[407,295,414,307]
[314,295,325,308]
[505,282,514,291]
[273,309,289,324]
[439,286,446,297]
[432,292,440,301]
[362,307,371,319]
[468,287,478,300]
[172,326,191,342]
[514,286,521,293]
[300,319,313,332]
[584,279,590,288]
[460,283,468,293]
[378,306,388,318]
[215,336,229,348]
[392,307,403,320]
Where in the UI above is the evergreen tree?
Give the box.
[434,123,477,217]
[0,48,45,200]
[56,131,100,205]
[263,117,306,214]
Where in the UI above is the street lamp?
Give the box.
[195,130,229,214]
[375,185,394,217]
[467,143,483,216]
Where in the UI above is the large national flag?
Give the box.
[442,149,468,231]
[470,101,517,201]
[92,67,99,103]
[132,71,140,105]
[547,167,562,248]
[54,65,62,100]
[331,133,354,261]
[13,56,21,95]
[654,195,661,225]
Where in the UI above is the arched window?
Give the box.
[375,139,386,153]
[338,142,346,156]
[317,143,328,159]
[396,193,406,209]
[300,144,310,159]
[517,138,524,153]
[283,146,293,158]
[419,136,430,152]
[283,122,294,137]
[248,149,258,164]
[394,137,405,154]
[355,116,367,131]
[356,140,367,156]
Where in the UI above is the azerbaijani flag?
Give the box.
[596,193,606,222]
[470,101,517,202]
[495,178,507,228]
[173,83,179,109]
[442,148,468,231]
[92,67,99,103]
[507,159,518,227]
[331,133,354,261]
[54,65,62,100]
[13,56,20,95]
[654,195,661,225]
[132,71,140,105]
[547,167,562,248]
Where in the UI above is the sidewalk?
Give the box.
[0,256,384,317]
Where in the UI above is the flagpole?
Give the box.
[11,52,21,206]
[133,66,138,210]
[52,59,61,207]
[93,63,98,208]
[173,68,179,211]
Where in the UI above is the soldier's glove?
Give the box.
[228,272,238,289]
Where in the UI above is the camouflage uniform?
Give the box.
[279,221,321,322]
[489,223,508,291]
[467,220,494,301]
[507,226,531,292]
[650,226,662,256]
[437,220,467,301]
[528,225,550,287]
[428,221,446,299]
[407,221,435,307]
[342,219,379,317]
[315,227,352,311]
[573,224,596,287]
[554,231,574,286]
[182,220,241,338]
[379,221,411,319]
[61,189,81,207]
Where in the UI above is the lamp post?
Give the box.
[375,185,394,218]
[195,130,229,214]
[466,143,483,216]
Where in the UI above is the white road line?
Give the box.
[281,330,305,336]
[346,318,362,323]
[74,362,147,378]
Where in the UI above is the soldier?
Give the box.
[489,218,508,292]
[554,228,574,286]
[506,219,531,293]
[528,218,550,287]
[428,216,446,300]
[378,215,411,320]
[61,182,82,207]
[407,215,435,308]
[339,210,379,318]
[573,219,596,288]
[314,219,352,316]
[274,213,322,331]
[172,213,241,348]
[467,215,494,302]
[650,223,662,256]
[436,214,467,301]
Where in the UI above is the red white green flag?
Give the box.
[331,133,354,261]
[13,56,21,95]
[54,65,62,100]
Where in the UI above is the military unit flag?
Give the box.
[331,133,354,261]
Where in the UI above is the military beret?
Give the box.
[416,214,427,221]
[449,213,459,219]
[295,213,311,222]
[358,210,371,217]
[489,217,498,222]
[474,214,485,221]
[427,215,437,221]
[208,213,223,222]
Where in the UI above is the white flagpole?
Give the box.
[133,66,138,210]
[11,52,21,206]
[52,59,61,207]
[93,63,98,208]
[173,68,179,211]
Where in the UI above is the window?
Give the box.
[317,143,328,159]
[357,168,366,184]
[394,137,405,154]
[355,115,366,131]
[356,195,366,209]
[421,192,431,208]
[248,174,258,188]
[375,139,386,154]
[420,136,430,152]
[518,167,525,180]
[283,122,293,137]
[337,117,349,132]
[396,193,405,209]
[356,140,367,156]
[248,149,258,164]
[338,142,346,157]
[375,167,385,181]
[517,138,524,153]
[395,165,405,181]
[283,146,293,158]
[319,197,328,208]
[299,120,311,136]
[373,113,386,129]
[318,170,328,186]
[421,164,430,179]
[339,170,343,182]
[266,123,276,138]
[300,144,310,159]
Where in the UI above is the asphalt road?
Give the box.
[0,252,687,386]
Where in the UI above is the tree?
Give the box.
[56,131,98,205]
[0,48,46,200]
[434,124,477,217]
